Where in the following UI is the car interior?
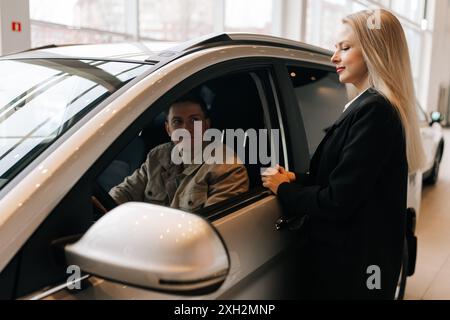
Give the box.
[94,71,274,214]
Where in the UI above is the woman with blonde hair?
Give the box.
[262,9,425,299]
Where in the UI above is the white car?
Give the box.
[417,104,445,185]
[0,33,420,300]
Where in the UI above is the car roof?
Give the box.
[1,33,333,64]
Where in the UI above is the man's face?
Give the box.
[165,101,211,144]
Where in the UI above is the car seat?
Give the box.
[206,74,267,189]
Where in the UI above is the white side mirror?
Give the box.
[65,203,229,294]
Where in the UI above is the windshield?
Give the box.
[0,59,153,190]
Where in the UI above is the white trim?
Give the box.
[125,0,139,41]
[299,0,308,42]
[271,0,283,37]
[25,275,90,300]
[214,0,225,34]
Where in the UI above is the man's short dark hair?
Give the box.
[168,92,209,119]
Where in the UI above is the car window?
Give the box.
[0,59,153,191]
[95,69,282,216]
[287,65,348,157]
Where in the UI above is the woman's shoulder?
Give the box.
[355,88,398,119]
[359,88,391,106]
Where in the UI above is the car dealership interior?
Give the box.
[1,0,450,301]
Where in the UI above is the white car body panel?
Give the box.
[421,123,443,172]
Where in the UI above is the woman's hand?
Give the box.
[277,165,296,183]
[261,165,293,195]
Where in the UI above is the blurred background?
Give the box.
[0,0,447,118]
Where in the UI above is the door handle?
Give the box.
[275,215,309,231]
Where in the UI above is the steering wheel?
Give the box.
[92,182,118,215]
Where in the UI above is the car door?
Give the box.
[11,56,308,300]
[67,64,303,300]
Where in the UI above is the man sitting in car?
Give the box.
[109,93,249,212]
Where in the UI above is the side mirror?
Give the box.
[430,111,443,125]
[65,203,229,295]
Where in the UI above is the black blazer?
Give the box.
[278,88,408,299]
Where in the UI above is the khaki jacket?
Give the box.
[109,142,249,212]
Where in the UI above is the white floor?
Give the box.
[405,129,450,300]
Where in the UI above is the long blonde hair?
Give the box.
[343,9,426,173]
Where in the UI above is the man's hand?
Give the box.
[91,196,108,215]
